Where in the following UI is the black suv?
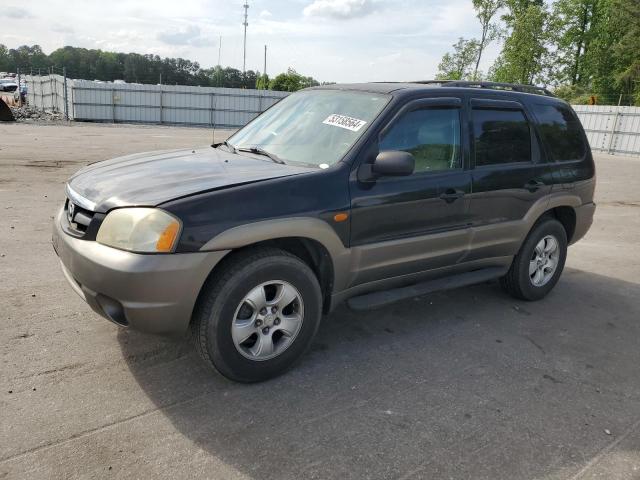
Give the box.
[52,81,596,382]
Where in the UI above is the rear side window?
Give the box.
[532,104,586,161]
[472,109,531,166]
[380,108,461,173]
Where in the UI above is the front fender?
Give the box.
[199,217,353,292]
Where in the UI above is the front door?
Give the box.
[348,97,472,288]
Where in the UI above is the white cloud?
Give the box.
[51,24,74,34]
[1,6,35,19]
[303,0,376,19]
[0,0,502,83]
[157,25,212,47]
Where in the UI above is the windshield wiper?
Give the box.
[212,140,237,153]
[236,146,286,165]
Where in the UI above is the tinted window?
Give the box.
[473,109,531,166]
[533,104,586,161]
[380,108,461,173]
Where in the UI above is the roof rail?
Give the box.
[415,80,555,97]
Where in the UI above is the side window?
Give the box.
[473,108,531,166]
[532,104,586,161]
[379,108,461,173]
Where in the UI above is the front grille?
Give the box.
[66,198,94,233]
[63,198,104,240]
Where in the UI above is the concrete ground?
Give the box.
[1,122,639,480]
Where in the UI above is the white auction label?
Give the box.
[322,114,367,132]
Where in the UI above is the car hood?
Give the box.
[67,147,313,212]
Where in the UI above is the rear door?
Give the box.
[466,98,553,262]
[348,96,473,287]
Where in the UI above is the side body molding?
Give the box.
[199,217,354,292]
[463,192,584,263]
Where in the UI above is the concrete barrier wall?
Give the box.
[573,105,640,157]
[24,75,289,128]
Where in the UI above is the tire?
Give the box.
[500,217,568,301]
[191,247,323,383]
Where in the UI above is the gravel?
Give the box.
[9,104,65,122]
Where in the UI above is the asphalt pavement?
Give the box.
[1,122,639,479]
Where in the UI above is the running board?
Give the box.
[347,267,507,311]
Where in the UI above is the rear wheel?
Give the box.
[191,248,322,382]
[501,218,568,301]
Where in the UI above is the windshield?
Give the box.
[227,89,390,167]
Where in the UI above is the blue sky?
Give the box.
[0,0,502,83]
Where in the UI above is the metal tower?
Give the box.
[242,2,249,73]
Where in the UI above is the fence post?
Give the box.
[63,67,69,120]
[159,87,163,124]
[50,72,54,111]
[209,93,214,127]
[70,79,75,120]
[16,68,22,107]
[111,89,116,123]
[607,95,623,155]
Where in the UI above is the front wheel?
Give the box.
[500,217,568,301]
[191,248,322,383]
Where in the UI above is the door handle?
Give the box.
[439,189,465,203]
[525,180,545,192]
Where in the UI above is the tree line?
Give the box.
[435,0,640,105]
[0,44,320,92]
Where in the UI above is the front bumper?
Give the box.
[52,208,229,335]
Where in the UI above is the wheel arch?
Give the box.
[523,193,581,244]
[198,218,353,313]
[548,206,576,243]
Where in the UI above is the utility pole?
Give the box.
[264,45,267,77]
[242,2,249,73]
[217,35,222,87]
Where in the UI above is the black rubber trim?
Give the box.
[347,267,507,311]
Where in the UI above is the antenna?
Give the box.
[242,2,249,73]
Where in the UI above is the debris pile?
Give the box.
[10,105,65,122]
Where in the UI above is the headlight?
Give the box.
[96,208,181,253]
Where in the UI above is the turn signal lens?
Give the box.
[156,221,180,252]
[333,213,349,222]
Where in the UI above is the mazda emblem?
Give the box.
[67,201,76,223]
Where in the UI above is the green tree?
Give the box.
[0,43,323,92]
[0,44,10,72]
[549,0,599,86]
[269,68,319,92]
[611,0,640,103]
[435,38,480,80]
[256,73,270,90]
[490,0,549,84]
[472,0,504,80]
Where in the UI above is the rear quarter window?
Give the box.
[532,104,586,162]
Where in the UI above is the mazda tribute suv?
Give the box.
[52,81,596,382]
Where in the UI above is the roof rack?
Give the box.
[415,80,555,97]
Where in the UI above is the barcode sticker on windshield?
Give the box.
[323,114,367,132]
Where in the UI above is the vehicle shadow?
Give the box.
[117,267,640,480]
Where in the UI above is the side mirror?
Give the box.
[371,150,415,177]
